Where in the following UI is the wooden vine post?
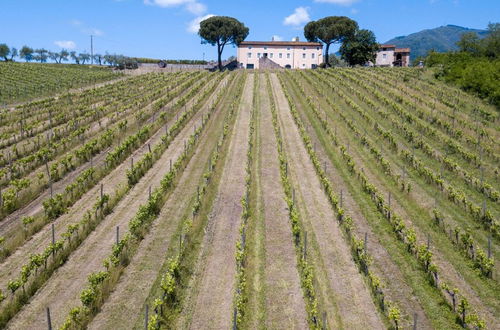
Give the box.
[46,307,52,330]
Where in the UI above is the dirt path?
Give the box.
[87,80,230,330]
[5,82,222,329]
[180,74,252,330]
[0,75,222,293]
[270,73,384,329]
[257,74,308,329]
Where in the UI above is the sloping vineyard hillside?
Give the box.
[0,68,498,330]
[0,62,123,105]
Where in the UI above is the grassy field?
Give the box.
[0,67,498,329]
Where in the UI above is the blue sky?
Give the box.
[1,0,499,61]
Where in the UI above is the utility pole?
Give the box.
[90,35,94,65]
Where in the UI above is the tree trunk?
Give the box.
[217,41,222,71]
[325,43,331,67]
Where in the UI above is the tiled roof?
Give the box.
[395,48,411,53]
[239,41,322,47]
[379,44,396,48]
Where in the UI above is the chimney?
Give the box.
[293,36,300,42]
[272,36,275,41]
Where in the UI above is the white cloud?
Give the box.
[145,0,207,15]
[54,40,76,49]
[70,19,104,36]
[272,35,283,41]
[283,7,310,26]
[314,0,360,5]
[187,14,215,33]
[186,2,206,15]
[84,28,104,36]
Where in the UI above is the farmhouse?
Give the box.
[375,44,411,67]
[237,38,323,69]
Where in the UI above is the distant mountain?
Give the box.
[385,25,489,61]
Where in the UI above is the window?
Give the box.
[302,53,306,59]
[247,52,252,58]
[312,53,315,59]
[302,63,305,67]
[279,53,283,58]
[383,54,387,59]
[316,47,320,50]
[287,53,290,59]
[303,47,306,50]
[264,46,267,50]
[257,53,261,58]
[269,53,273,58]
[248,46,252,49]
[287,47,291,50]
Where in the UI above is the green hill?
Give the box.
[385,25,489,62]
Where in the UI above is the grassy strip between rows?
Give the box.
[294,70,495,278]
[232,73,257,327]
[0,72,228,328]
[239,74,266,328]
[0,72,209,257]
[266,73,322,329]
[144,74,245,330]
[277,72,486,329]
[57,74,230,330]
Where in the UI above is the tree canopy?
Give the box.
[304,16,358,67]
[456,22,500,58]
[8,48,18,61]
[426,22,500,108]
[20,46,34,62]
[199,16,249,71]
[339,29,378,66]
[0,44,10,61]
[457,32,482,54]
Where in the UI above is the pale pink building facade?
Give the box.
[237,39,323,69]
[374,44,410,67]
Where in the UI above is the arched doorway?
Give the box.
[285,64,291,69]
